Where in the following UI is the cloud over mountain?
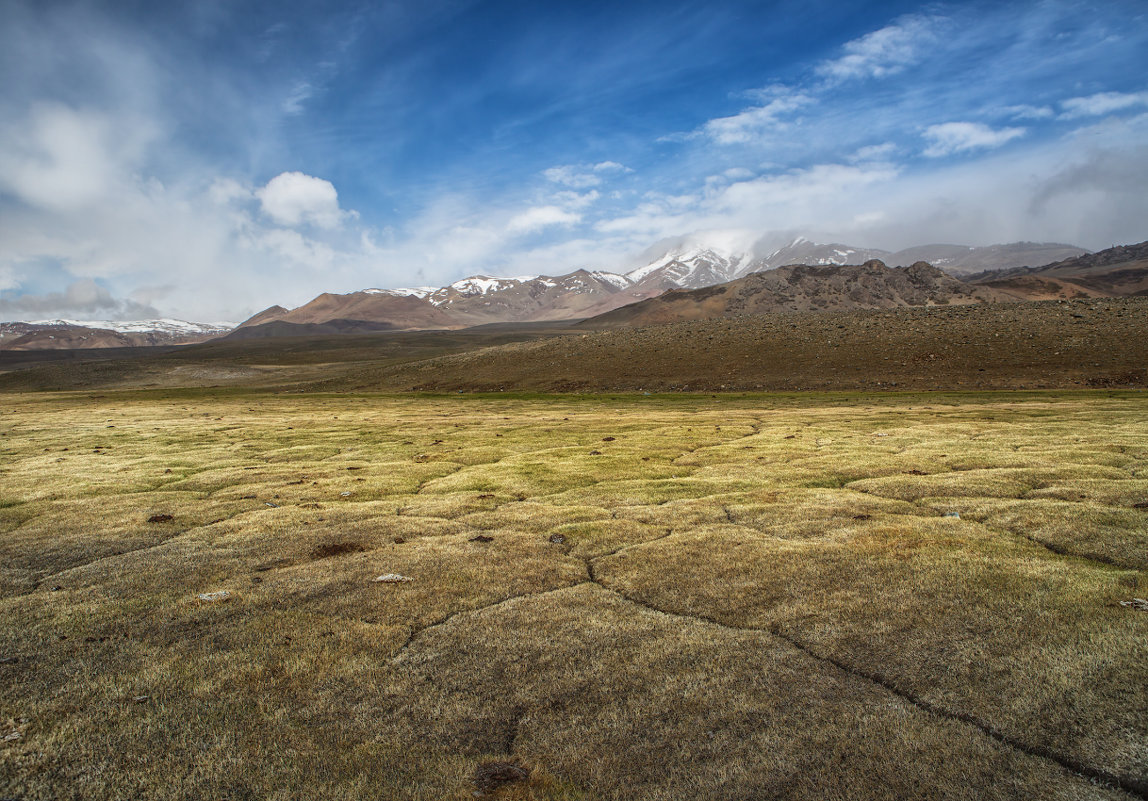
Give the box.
[0,279,159,320]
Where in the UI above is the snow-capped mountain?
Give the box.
[233,234,1092,335]
[420,270,638,324]
[31,318,234,335]
[737,238,891,276]
[737,238,1088,277]
[0,318,234,350]
[626,232,755,290]
[626,247,746,290]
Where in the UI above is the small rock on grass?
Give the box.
[196,590,231,602]
[373,573,412,583]
[1119,598,1148,611]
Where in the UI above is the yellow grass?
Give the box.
[0,389,1145,799]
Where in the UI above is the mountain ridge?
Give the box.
[233,238,1093,334]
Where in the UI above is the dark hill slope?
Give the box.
[225,319,400,339]
[355,298,1148,394]
[587,260,1001,328]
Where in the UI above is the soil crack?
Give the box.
[587,575,1147,800]
[390,581,591,663]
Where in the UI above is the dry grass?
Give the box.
[1,389,1145,799]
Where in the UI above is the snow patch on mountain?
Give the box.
[363,287,437,299]
[590,271,633,289]
[31,318,234,334]
[448,276,535,296]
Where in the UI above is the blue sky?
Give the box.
[1,0,1146,322]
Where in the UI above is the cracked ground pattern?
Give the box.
[0,390,1146,800]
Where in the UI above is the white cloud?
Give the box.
[551,189,600,210]
[1060,91,1148,119]
[849,142,898,163]
[255,171,347,229]
[922,122,1026,157]
[702,90,812,145]
[507,205,581,234]
[542,165,601,188]
[208,177,251,205]
[1000,104,1054,120]
[0,103,156,212]
[543,161,631,188]
[816,15,938,81]
[249,227,338,271]
[282,82,314,115]
[704,167,756,189]
[709,163,900,224]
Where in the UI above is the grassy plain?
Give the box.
[0,389,1146,800]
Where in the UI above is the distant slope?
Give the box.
[730,240,1087,277]
[236,291,459,330]
[970,275,1100,301]
[887,242,1089,276]
[236,305,289,328]
[969,240,1148,299]
[586,260,1001,328]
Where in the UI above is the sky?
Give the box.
[1,0,1146,323]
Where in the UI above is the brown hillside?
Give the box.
[275,291,459,329]
[236,305,289,328]
[588,260,1002,328]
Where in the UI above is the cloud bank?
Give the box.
[1,1,1146,323]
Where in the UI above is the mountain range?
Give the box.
[8,237,1147,350]
[227,238,1094,338]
